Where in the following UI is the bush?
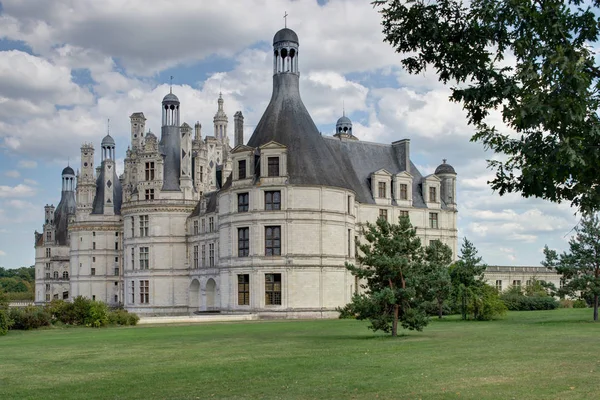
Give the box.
[86,301,109,327]
[107,309,140,326]
[472,285,507,320]
[573,299,587,308]
[559,299,574,308]
[0,309,12,336]
[9,306,51,330]
[500,294,559,311]
[420,300,453,317]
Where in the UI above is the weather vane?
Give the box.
[107,118,110,135]
[284,11,288,28]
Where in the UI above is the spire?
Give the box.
[170,75,173,94]
[284,11,288,28]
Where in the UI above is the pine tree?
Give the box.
[449,238,487,320]
[344,216,428,336]
[423,240,453,319]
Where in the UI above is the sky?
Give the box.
[0,0,580,269]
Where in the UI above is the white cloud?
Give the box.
[17,160,37,169]
[23,179,38,185]
[0,250,6,256]
[4,170,20,178]
[0,184,37,198]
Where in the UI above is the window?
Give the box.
[131,217,135,237]
[267,157,279,177]
[45,272,50,279]
[429,213,439,229]
[93,256,96,262]
[114,281,118,286]
[348,229,352,257]
[400,210,409,219]
[238,228,250,257]
[513,280,522,289]
[265,226,281,256]
[238,160,247,180]
[46,248,51,257]
[238,193,249,212]
[265,273,282,305]
[93,232,96,237]
[131,248,135,270]
[209,243,215,267]
[63,291,69,300]
[347,195,352,214]
[139,215,149,237]
[115,232,119,237]
[139,247,149,270]
[526,280,532,287]
[140,280,149,304]
[130,281,135,304]
[201,219,206,233]
[53,271,58,279]
[238,274,250,305]
[114,267,119,276]
[46,293,51,301]
[114,295,118,303]
[209,217,214,232]
[399,184,408,200]
[45,262,50,270]
[201,245,206,267]
[429,186,437,202]
[265,191,281,210]
[62,271,69,279]
[91,268,96,276]
[495,280,503,292]
[115,241,119,250]
[46,231,52,241]
[115,256,119,262]
[193,220,199,235]
[145,162,155,181]
[379,209,388,221]
[93,242,96,250]
[378,181,386,198]
[145,189,155,200]
[200,166,203,183]
[193,245,199,268]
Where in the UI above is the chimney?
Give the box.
[234,111,244,147]
[392,139,410,172]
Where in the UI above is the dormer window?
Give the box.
[399,184,408,200]
[145,162,155,181]
[238,160,247,180]
[429,186,437,202]
[268,157,279,177]
[378,182,387,198]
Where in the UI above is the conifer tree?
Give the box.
[449,238,486,320]
[423,240,453,319]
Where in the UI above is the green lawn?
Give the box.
[1,309,599,399]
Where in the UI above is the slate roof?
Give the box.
[190,191,218,217]
[273,28,299,44]
[62,166,75,175]
[91,161,123,215]
[54,189,76,245]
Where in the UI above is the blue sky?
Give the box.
[0,0,579,269]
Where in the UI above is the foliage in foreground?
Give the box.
[374,0,600,214]
[500,279,559,311]
[543,214,600,321]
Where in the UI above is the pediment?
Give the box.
[394,171,413,179]
[260,141,287,150]
[372,168,392,177]
[231,144,255,154]
[423,174,441,182]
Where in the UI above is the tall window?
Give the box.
[238,160,247,180]
[200,166,203,182]
[139,215,149,237]
[193,245,199,268]
[131,217,135,237]
[513,280,522,289]
[46,248,51,257]
[209,243,215,267]
[209,217,214,232]
[53,271,59,279]
[45,263,50,270]
[495,280,503,292]
[267,157,279,177]
[238,228,250,257]
[140,280,149,304]
[145,162,155,181]
[400,210,409,219]
[238,274,250,305]
[91,268,96,276]
[131,248,135,270]
[265,273,282,305]
[429,186,437,202]
[379,209,388,221]
[93,242,96,250]
[201,245,206,268]
[265,226,281,256]
[399,184,408,200]
[348,229,352,257]
[429,212,439,229]
[145,189,155,200]
[378,181,386,198]
[238,193,249,212]
[63,271,69,279]
[139,247,149,270]
[193,220,199,235]
[114,267,119,276]
[130,281,135,304]
[46,231,52,241]
[265,191,281,210]
[201,219,206,233]
[347,195,352,214]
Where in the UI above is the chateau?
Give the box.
[34,28,458,317]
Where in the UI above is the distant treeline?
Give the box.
[0,267,35,300]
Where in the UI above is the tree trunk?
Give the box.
[392,304,399,336]
[438,299,443,319]
[594,295,598,322]
[462,295,467,320]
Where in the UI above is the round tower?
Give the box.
[213,93,228,142]
[101,134,115,161]
[273,28,299,75]
[61,166,76,192]
[435,159,457,210]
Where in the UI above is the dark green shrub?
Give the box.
[573,299,587,308]
[107,309,140,326]
[472,284,507,320]
[500,294,559,311]
[420,300,453,317]
[0,309,12,335]
[9,306,51,330]
[85,301,108,327]
[45,299,73,324]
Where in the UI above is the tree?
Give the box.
[343,216,429,336]
[373,0,600,213]
[423,240,453,319]
[449,238,486,320]
[543,214,600,321]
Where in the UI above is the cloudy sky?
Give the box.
[0,0,579,269]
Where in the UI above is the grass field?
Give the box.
[1,309,599,399]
